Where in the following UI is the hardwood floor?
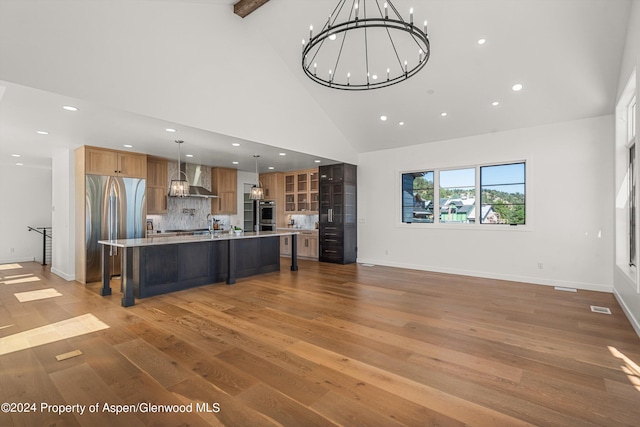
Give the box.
[1,260,640,426]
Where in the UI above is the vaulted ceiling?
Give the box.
[0,0,632,171]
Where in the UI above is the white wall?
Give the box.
[614,0,640,336]
[0,164,52,263]
[51,149,75,280]
[358,115,614,293]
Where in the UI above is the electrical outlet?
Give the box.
[10,247,15,253]
[537,262,543,269]
[385,249,389,255]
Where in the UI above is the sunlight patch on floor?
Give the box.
[0,276,41,285]
[609,346,640,392]
[1,273,33,280]
[0,263,23,271]
[14,288,62,302]
[0,314,109,356]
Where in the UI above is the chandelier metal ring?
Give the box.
[302,0,430,91]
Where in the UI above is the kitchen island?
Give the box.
[99,230,298,307]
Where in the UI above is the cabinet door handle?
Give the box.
[305,239,309,247]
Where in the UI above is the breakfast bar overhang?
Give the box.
[99,231,298,307]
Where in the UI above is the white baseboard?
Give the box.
[356,257,612,293]
[613,288,640,339]
[51,267,75,282]
[0,256,35,264]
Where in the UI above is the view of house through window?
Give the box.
[402,161,526,225]
[439,168,475,223]
[402,171,434,223]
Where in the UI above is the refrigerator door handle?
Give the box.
[114,188,118,256]
[108,193,113,256]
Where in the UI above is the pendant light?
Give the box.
[168,140,190,197]
[250,154,264,200]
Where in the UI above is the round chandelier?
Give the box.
[302,0,430,91]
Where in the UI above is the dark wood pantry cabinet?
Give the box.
[319,163,357,264]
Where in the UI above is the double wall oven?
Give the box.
[258,200,276,231]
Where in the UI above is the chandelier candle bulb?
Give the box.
[309,25,313,39]
[424,20,428,33]
[355,2,359,20]
[384,2,388,19]
[347,72,350,85]
[387,68,390,80]
[404,60,408,74]
[410,8,413,25]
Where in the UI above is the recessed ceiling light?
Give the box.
[185,154,194,158]
[512,83,523,91]
[232,161,239,165]
[62,105,78,111]
[11,154,20,157]
[279,152,286,156]
[314,160,321,163]
[268,166,275,170]
[491,101,500,106]
[36,130,49,135]
[380,115,387,121]
[123,144,133,148]
[165,128,176,133]
[16,163,24,166]
[398,121,405,126]
[477,38,486,45]
[232,143,240,147]
[440,112,448,117]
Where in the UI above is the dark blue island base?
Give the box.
[100,232,297,307]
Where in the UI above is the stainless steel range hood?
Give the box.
[174,163,218,198]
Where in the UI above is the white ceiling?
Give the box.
[0,0,632,172]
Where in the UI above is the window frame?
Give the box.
[400,160,529,230]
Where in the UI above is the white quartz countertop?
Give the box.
[99,230,298,248]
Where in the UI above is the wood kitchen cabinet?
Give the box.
[319,163,357,264]
[298,231,318,259]
[280,235,292,256]
[211,167,237,214]
[85,146,147,178]
[279,231,318,259]
[146,156,168,214]
[284,168,318,213]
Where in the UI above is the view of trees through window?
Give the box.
[402,162,526,225]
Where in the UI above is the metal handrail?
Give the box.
[27,226,52,266]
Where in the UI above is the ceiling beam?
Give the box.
[234,0,269,18]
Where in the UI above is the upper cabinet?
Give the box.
[211,167,237,214]
[284,168,318,213]
[85,146,147,178]
[260,172,283,201]
[147,156,168,214]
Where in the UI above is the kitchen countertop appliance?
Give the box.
[85,175,146,282]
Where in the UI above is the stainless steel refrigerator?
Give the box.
[85,175,146,282]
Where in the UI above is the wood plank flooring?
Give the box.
[1,260,640,426]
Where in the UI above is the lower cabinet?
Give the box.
[298,232,318,259]
[280,235,292,256]
[279,231,318,260]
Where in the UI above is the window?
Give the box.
[439,168,475,223]
[629,96,637,267]
[402,171,434,223]
[401,161,526,225]
[480,163,526,225]
[630,144,636,267]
